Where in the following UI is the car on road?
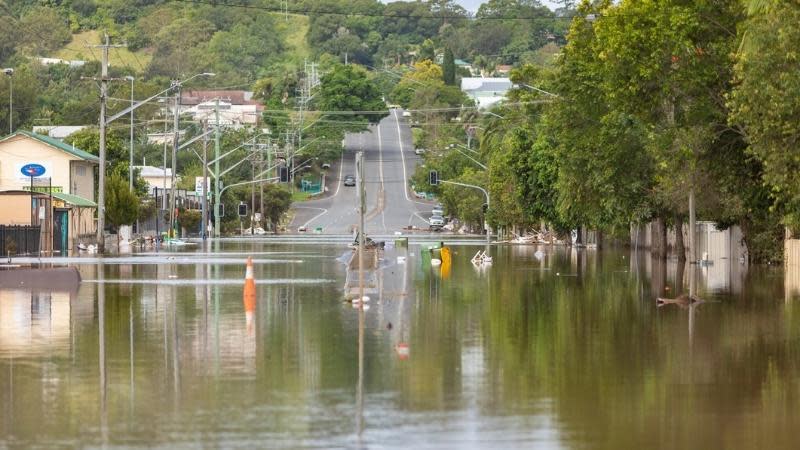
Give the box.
[432,206,444,216]
[344,175,356,186]
[414,148,425,155]
[402,111,412,118]
[429,215,445,230]
[321,163,331,170]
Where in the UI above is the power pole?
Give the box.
[168,82,180,239]
[357,151,366,305]
[201,120,209,241]
[86,34,125,252]
[213,99,221,238]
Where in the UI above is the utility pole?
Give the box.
[127,76,135,191]
[86,34,125,252]
[202,120,209,241]
[169,82,180,239]
[213,99,221,238]
[357,151,365,305]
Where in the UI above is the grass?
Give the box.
[273,13,311,67]
[54,30,153,72]
[292,191,313,202]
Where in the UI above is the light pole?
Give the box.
[440,179,491,243]
[126,76,134,191]
[447,144,487,169]
[3,68,13,134]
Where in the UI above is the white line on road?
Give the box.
[332,146,345,197]
[394,109,412,203]
[295,206,329,228]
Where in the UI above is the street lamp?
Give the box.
[126,76,135,190]
[3,68,13,135]
[168,72,215,239]
[97,71,214,250]
[447,143,487,170]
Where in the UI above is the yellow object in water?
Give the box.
[440,247,452,279]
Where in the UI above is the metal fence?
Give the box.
[0,225,41,256]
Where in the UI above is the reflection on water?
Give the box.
[0,243,797,449]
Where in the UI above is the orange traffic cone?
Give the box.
[243,257,256,334]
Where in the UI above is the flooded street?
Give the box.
[1,241,799,449]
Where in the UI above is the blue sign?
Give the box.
[20,163,46,178]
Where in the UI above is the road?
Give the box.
[290,110,434,234]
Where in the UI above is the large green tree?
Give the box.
[729,1,800,230]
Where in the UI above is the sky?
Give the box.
[382,1,562,13]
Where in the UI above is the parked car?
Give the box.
[432,206,444,216]
[429,215,445,230]
[321,163,331,170]
[344,175,356,186]
[402,111,412,118]
[414,148,425,155]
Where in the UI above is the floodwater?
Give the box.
[1,241,799,449]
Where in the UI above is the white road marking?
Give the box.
[332,146,345,197]
[295,206,329,228]
[393,109,412,203]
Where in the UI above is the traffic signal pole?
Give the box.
[438,179,491,243]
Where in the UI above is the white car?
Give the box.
[402,111,412,118]
[414,148,425,155]
[432,207,444,216]
[429,215,445,230]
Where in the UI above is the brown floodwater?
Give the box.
[1,241,798,449]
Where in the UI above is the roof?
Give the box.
[51,192,96,208]
[181,90,263,108]
[133,165,172,177]
[31,125,88,139]
[0,130,99,163]
[460,77,513,92]
[454,59,470,66]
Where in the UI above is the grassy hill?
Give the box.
[53,30,153,71]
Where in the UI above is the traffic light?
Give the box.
[279,166,289,183]
[429,170,439,186]
[238,202,248,217]
[482,203,488,213]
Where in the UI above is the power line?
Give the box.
[168,0,572,21]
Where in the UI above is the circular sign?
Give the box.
[20,163,46,177]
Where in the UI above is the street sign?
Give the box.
[238,202,247,217]
[195,176,209,196]
[16,162,52,180]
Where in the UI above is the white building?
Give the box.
[32,125,87,140]
[180,90,263,129]
[133,165,172,195]
[460,77,513,109]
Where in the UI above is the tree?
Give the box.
[729,1,800,231]
[442,47,456,85]
[317,63,387,126]
[18,7,71,56]
[105,169,139,246]
[418,39,435,62]
[262,184,292,231]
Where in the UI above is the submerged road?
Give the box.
[290,109,434,234]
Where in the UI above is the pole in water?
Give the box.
[243,257,256,335]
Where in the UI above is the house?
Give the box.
[494,64,513,76]
[180,90,264,129]
[454,59,475,76]
[460,77,514,109]
[0,131,98,254]
[133,165,173,196]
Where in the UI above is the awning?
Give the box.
[51,192,97,208]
